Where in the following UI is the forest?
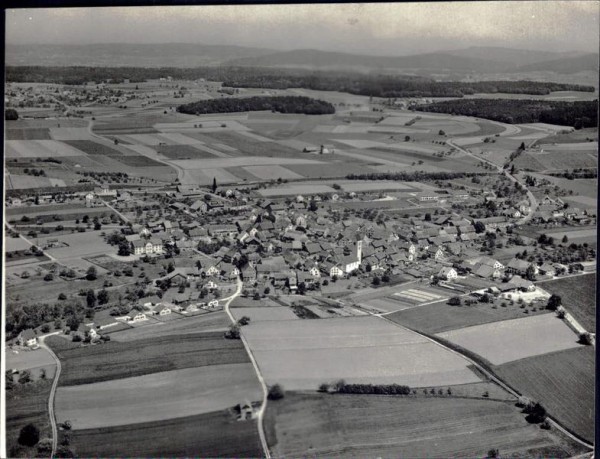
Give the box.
[177,95,335,115]
[415,99,598,128]
[6,66,595,98]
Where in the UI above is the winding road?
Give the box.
[224,278,272,459]
[38,333,62,459]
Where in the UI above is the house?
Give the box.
[538,263,556,277]
[207,299,219,309]
[17,329,38,347]
[473,264,501,279]
[131,238,163,255]
[241,265,256,282]
[154,304,172,315]
[438,267,458,280]
[427,246,445,261]
[206,280,218,290]
[506,258,536,276]
[124,310,148,322]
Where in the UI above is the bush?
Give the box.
[448,296,461,306]
[238,316,251,326]
[36,438,53,455]
[224,324,241,339]
[43,273,54,281]
[268,384,285,400]
[318,383,330,393]
[18,424,40,447]
[18,370,32,384]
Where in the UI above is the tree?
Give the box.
[578,332,593,345]
[372,276,381,286]
[438,129,445,136]
[86,266,97,281]
[424,213,432,221]
[97,289,109,305]
[253,292,261,301]
[86,289,97,308]
[66,315,81,332]
[18,370,32,384]
[6,108,19,120]
[448,296,462,306]
[487,448,499,459]
[318,383,330,393]
[474,221,486,234]
[562,235,568,243]
[18,424,40,447]
[268,384,285,400]
[212,177,217,193]
[238,316,251,326]
[525,264,537,281]
[44,273,54,281]
[546,294,562,311]
[224,324,240,339]
[58,293,67,300]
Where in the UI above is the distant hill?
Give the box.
[442,46,581,67]
[5,43,275,67]
[223,49,510,72]
[513,53,599,73]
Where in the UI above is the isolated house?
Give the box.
[17,329,38,347]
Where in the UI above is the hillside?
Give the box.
[513,53,599,74]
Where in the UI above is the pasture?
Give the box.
[242,316,480,390]
[5,380,53,458]
[56,363,262,429]
[67,409,262,458]
[5,127,52,140]
[388,298,553,335]
[494,346,595,444]
[47,331,249,385]
[5,346,56,380]
[5,140,86,158]
[264,393,585,459]
[540,274,596,331]
[436,313,581,365]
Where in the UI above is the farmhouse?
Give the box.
[17,329,38,347]
[438,266,458,280]
[131,238,163,255]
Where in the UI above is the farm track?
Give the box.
[224,278,271,459]
[39,332,62,459]
[375,312,594,450]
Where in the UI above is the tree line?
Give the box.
[6,66,594,97]
[177,95,335,115]
[415,99,598,128]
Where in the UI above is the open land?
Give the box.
[539,273,596,331]
[264,392,586,458]
[243,316,481,390]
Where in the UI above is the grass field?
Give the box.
[264,392,585,458]
[242,165,304,180]
[387,298,553,335]
[5,347,56,380]
[243,316,480,390]
[62,139,122,156]
[5,380,53,458]
[231,306,299,322]
[494,346,595,444]
[5,140,87,158]
[436,313,581,365]
[47,331,249,385]
[155,144,220,159]
[56,363,262,429]
[540,274,596,331]
[110,311,231,341]
[67,409,263,458]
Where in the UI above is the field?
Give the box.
[264,393,585,458]
[540,274,596,331]
[231,306,299,322]
[155,144,221,159]
[109,311,231,341]
[67,409,263,458]
[5,140,87,158]
[387,297,554,334]
[494,346,595,443]
[5,380,53,458]
[5,346,57,380]
[47,331,249,385]
[242,316,480,390]
[56,364,262,429]
[360,285,449,313]
[514,150,597,172]
[436,313,581,365]
[6,127,52,140]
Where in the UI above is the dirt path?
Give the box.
[224,278,271,459]
[38,333,62,458]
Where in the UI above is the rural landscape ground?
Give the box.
[2,11,598,459]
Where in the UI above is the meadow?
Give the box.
[55,363,262,429]
[264,392,585,458]
[540,273,596,331]
[494,346,595,443]
[436,313,581,365]
[243,316,480,390]
[47,331,249,385]
[66,409,263,458]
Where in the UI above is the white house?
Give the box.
[17,329,38,347]
[438,267,458,280]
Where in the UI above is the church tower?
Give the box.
[356,240,362,263]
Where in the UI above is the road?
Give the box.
[224,278,271,459]
[38,332,62,459]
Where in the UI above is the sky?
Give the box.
[6,2,600,55]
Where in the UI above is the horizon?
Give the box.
[6,3,600,55]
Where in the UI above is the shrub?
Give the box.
[238,316,251,326]
[318,383,330,393]
[268,384,285,400]
[448,296,461,306]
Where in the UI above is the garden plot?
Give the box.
[242,165,303,180]
[231,307,299,322]
[394,288,445,303]
[55,364,262,429]
[5,140,86,158]
[243,316,480,390]
[436,313,581,365]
